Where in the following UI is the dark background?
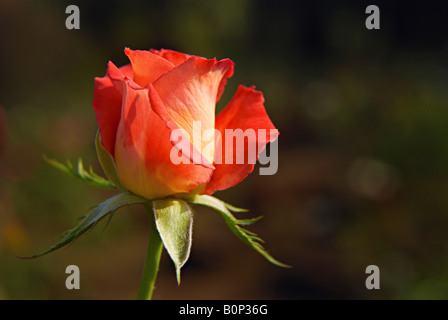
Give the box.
[1,0,448,299]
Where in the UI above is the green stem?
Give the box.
[137,204,164,300]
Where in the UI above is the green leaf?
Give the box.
[187,195,290,268]
[22,192,148,259]
[186,195,258,226]
[153,198,193,284]
[44,156,116,189]
[95,130,125,190]
[223,202,249,213]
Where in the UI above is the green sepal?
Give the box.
[21,192,148,259]
[95,130,125,191]
[43,156,116,189]
[187,195,290,268]
[223,202,249,213]
[153,198,193,284]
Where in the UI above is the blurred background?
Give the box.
[1,0,448,299]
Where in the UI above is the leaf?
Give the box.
[43,156,116,189]
[153,198,193,284]
[187,195,290,268]
[187,195,259,226]
[21,192,148,259]
[223,202,249,213]
[95,130,126,190]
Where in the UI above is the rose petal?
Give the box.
[150,48,191,66]
[148,85,214,169]
[150,50,233,102]
[150,56,234,164]
[92,75,122,155]
[203,85,279,195]
[106,61,140,92]
[119,63,133,79]
[92,61,137,155]
[124,47,175,87]
[114,80,214,200]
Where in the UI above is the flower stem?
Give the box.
[137,204,164,300]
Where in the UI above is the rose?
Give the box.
[92,48,279,200]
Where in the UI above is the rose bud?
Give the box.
[92,48,278,200]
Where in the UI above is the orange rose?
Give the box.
[92,48,278,200]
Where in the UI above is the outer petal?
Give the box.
[114,80,214,200]
[92,61,136,155]
[118,63,133,79]
[203,85,279,195]
[107,61,138,92]
[124,47,175,87]
[92,72,122,155]
[150,48,191,66]
[150,56,234,164]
